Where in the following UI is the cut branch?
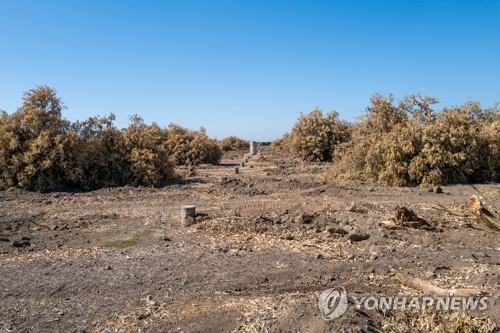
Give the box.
[395,272,487,297]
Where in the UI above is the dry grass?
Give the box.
[0,247,107,264]
[96,292,311,333]
[382,310,497,333]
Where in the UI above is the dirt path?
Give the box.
[1,149,499,332]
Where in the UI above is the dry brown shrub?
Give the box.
[122,115,174,187]
[71,115,132,189]
[271,132,291,152]
[331,94,499,186]
[382,310,496,333]
[219,135,249,151]
[0,90,175,191]
[408,104,484,185]
[0,86,220,191]
[0,86,73,190]
[165,125,222,165]
[478,107,500,181]
[274,109,350,162]
[331,94,423,186]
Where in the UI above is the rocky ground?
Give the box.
[0,148,499,332]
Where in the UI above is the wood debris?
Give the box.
[395,272,487,297]
[468,195,500,231]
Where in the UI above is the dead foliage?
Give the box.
[0,86,74,190]
[0,86,221,191]
[383,310,497,333]
[165,124,222,166]
[219,135,249,151]
[322,94,500,186]
[122,115,175,187]
[273,109,350,162]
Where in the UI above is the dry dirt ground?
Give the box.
[1,148,499,333]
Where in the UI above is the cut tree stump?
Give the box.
[181,205,196,227]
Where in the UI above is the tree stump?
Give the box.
[181,205,196,227]
[234,167,239,174]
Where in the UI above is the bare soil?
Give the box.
[1,148,499,332]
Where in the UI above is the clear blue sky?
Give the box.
[1,1,499,141]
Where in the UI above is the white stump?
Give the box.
[181,205,196,227]
[250,141,258,155]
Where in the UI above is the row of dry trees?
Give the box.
[274,94,500,186]
[1,87,498,191]
[0,86,223,191]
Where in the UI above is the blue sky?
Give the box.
[1,1,499,140]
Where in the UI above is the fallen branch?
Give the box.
[302,243,322,249]
[431,204,471,218]
[395,272,486,297]
[93,216,106,224]
[29,220,51,230]
[49,283,66,296]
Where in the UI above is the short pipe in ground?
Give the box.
[250,141,258,155]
